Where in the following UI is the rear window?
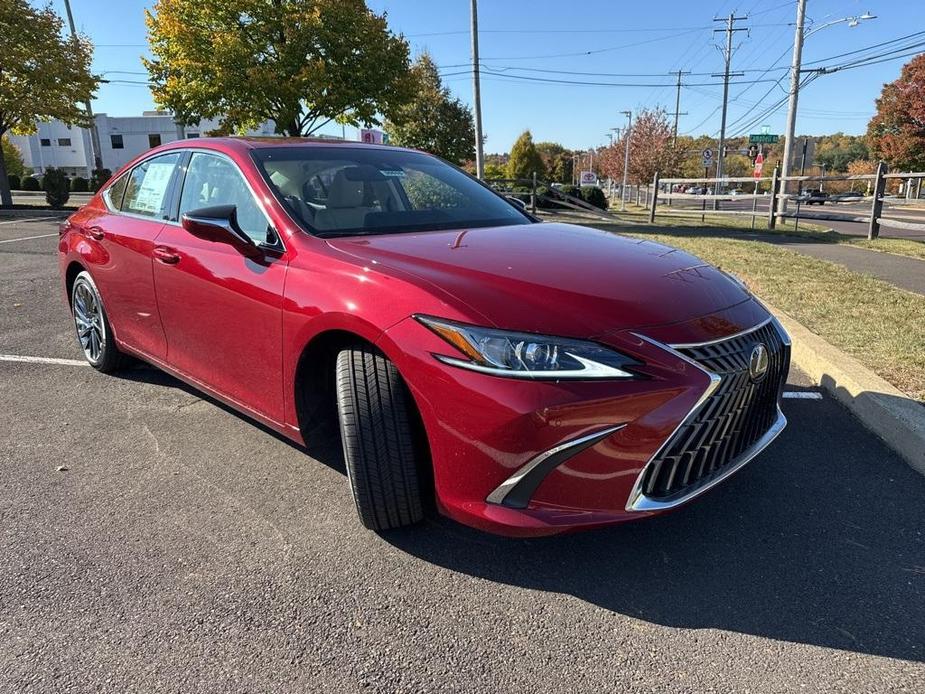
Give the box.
[252,146,530,237]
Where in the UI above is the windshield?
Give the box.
[252,146,532,237]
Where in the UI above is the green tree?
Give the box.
[0,0,98,207]
[506,130,545,181]
[815,133,869,172]
[2,136,25,179]
[144,0,412,137]
[42,167,70,209]
[535,141,573,183]
[385,53,474,164]
[867,54,925,171]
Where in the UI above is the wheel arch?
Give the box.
[292,326,434,503]
[64,260,87,303]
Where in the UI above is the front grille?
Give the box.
[640,320,790,500]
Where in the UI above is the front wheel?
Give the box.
[71,271,125,373]
[335,346,426,531]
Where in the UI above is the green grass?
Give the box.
[591,224,925,401]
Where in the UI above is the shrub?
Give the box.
[8,174,20,191]
[22,176,40,191]
[558,184,581,200]
[71,176,89,192]
[42,168,70,209]
[580,186,607,210]
[90,168,112,192]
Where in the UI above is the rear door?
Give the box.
[152,150,289,423]
[77,152,183,359]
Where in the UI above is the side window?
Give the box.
[121,152,182,218]
[178,152,270,243]
[104,174,129,210]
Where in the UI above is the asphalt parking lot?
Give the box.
[1,218,924,693]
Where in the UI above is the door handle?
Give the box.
[87,226,105,240]
[153,246,181,265]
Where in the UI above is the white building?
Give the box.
[8,112,279,178]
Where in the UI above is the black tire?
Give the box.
[335,346,425,530]
[71,270,126,373]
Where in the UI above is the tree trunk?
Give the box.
[0,130,12,208]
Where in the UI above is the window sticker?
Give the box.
[132,161,175,213]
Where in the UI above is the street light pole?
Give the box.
[778,0,807,213]
[62,0,102,178]
[778,5,875,213]
[470,0,485,179]
[620,110,632,212]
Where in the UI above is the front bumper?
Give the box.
[378,299,790,537]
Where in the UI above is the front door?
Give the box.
[152,151,288,424]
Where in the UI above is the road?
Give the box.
[1,219,924,692]
[661,195,925,240]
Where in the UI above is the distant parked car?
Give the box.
[797,189,828,205]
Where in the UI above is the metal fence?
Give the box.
[647,164,925,239]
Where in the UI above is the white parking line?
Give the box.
[0,354,87,367]
[783,391,823,400]
[0,216,59,225]
[0,232,59,244]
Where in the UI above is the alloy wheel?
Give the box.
[73,280,105,363]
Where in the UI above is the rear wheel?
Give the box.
[335,346,425,530]
[71,271,125,373]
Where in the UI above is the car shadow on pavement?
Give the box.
[384,392,925,664]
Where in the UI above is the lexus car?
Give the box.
[59,138,790,537]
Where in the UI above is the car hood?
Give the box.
[325,222,750,337]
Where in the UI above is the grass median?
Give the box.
[586,221,925,402]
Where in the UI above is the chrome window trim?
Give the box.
[486,424,626,508]
[624,319,788,512]
[101,146,285,253]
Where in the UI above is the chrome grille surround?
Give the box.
[626,317,790,512]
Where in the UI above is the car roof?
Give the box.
[153,136,420,157]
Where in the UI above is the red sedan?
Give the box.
[59,138,790,536]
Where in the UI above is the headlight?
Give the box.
[415,315,642,379]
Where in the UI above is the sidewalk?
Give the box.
[770,239,925,296]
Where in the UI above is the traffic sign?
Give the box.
[701,148,714,168]
[579,170,598,186]
[749,133,779,144]
[753,152,765,179]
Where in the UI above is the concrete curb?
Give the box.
[765,301,925,476]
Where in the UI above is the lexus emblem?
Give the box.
[748,343,770,382]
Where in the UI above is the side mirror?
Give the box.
[505,195,527,210]
[181,205,262,258]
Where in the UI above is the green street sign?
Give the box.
[749,133,779,144]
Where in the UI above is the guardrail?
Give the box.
[648,164,925,239]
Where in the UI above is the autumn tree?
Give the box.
[847,159,878,194]
[815,133,869,172]
[0,0,98,207]
[599,108,681,185]
[144,0,413,137]
[385,53,474,164]
[535,141,573,183]
[506,130,545,181]
[2,137,25,180]
[867,54,925,171]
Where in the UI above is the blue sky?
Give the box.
[52,0,922,152]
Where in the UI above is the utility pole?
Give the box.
[620,110,632,212]
[470,0,485,179]
[62,0,102,178]
[712,13,748,197]
[669,70,690,144]
[779,0,807,213]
